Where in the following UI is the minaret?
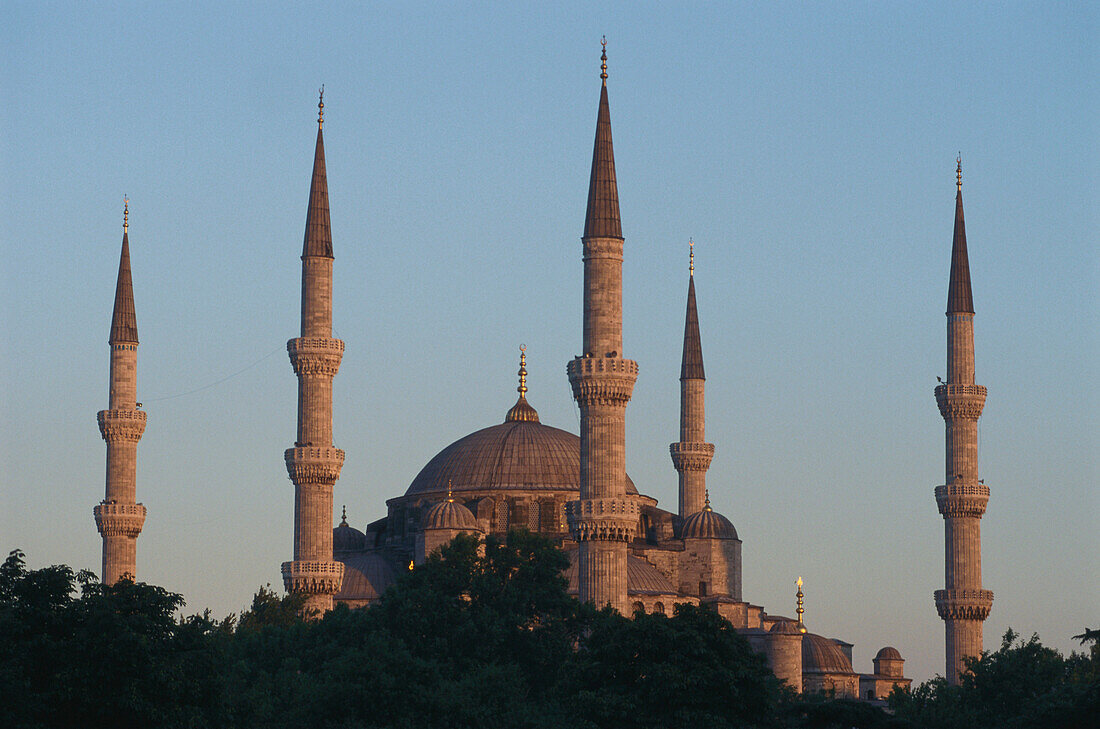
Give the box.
[934,157,993,683]
[282,88,345,615]
[565,39,639,614]
[670,240,715,518]
[94,199,147,584]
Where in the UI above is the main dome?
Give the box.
[405,393,638,497]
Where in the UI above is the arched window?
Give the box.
[632,601,645,615]
[654,602,666,615]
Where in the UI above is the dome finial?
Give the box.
[600,36,608,84]
[689,237,694,276]
[518,344,528,397]
[446,479,454,503]
[796,576,806,632]
[339,504,348,526]
[703,489,711,511]
[123,196,129,233]
[318,85,325,129]
[956,153,962,191]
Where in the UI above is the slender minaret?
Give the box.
[670,240,715,518]
[565,39,639,614]
[934,157,993,683]
[281,88,345,615]
[94,199,147,584]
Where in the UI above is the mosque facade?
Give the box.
[91,47,1014,697]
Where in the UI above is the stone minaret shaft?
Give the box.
[282,92,345,615]
[94,202,147,584]
[566,42,638,614]
[670,246,715,518]
[934,160,992,684]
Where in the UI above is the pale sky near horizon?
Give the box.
[2,2,1097,684]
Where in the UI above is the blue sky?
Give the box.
[2,2,1096,683]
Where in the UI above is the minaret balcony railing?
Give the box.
[93,502,146,537]
[934,588,994,621]
[935,384,987,420]
[97,409,147,442]
[935,482,990,518]
[287,337,344,377]
[566,497,639,543]
[567,357,638,405]
[285,446,345,485]
[281,559,345,594]
[669,442,715,471]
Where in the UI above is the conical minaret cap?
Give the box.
[680,268,705,380]
[302,89,333,259]
[582,42,622,240]
[109,203,139,344]
[947,157,974,314]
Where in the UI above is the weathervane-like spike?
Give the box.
[600,36,608,83]
[340,505,348,526]
[447,479,454,503]
[956,153,962,191]
[318,85,325,129]
[703,488,712,511]
[689,238,694,276]
[518,344,528,396]
[123,197,129,233]
[796,577,806,630]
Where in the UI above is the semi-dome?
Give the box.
[681,495,737,539]
[802,633,855,673]
[875,646,903,661]
[563,549,678,596]
[423,496,480,531]
[405,390,638,498]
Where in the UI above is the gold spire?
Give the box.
[796,576,806,632]
[956,153,962,191]
[339,505,348,527]
[123,197,129,233]
[703,489,712,511]
[446,480,454,503]
[600,36,608,84]
[689,237,694,277]
[318,85,325,129]
[518,345,528,396]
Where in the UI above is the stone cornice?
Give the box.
[567,357,638,406]
[97,409,147,443]
[935,384,987,420]
[566,497,638,543]
[281,560,344,595]
[287,337,344,377]
[934,588,994,621]
[93,502,146,537]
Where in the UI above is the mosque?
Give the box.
[92,45,998,697]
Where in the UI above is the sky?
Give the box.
[2,2,1096,684]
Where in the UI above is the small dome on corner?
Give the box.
[875,646,903,661]
[682,505,737,540]
[423,499,480,532]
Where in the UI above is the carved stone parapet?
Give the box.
[669,442,715,471]
[287,337,344,377]
[93,502,146,537]
[582,237,624,260]
[567,357,638,406]
[934,588,994,621]
[284,446,345,485]
[566,498,639,542]
[935,384,987,420]
[935,483,990,518]
[281,560,344,595]
[97,409,147,443]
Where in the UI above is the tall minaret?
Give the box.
[281,89,345,615]
[565,39,639,614]
[94,199,147,584]
[934,157,993,683]
[670,240,715,518]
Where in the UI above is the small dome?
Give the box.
[802,633,855,674]
[422,498,480,531]
[333,507,365,552]
[875,646,903,661]
[770,620,804,635]
[681,500,738,540]
[335,552,397,603]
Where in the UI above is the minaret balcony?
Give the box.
[669,442,715,471]
[934,588,994,621]
[93,502,146,538]
[566,497,639,543]
[934,384,987,420]
[284,446,345,485]
[281,559,344,594]
[287,337,344,377]
[935,482,990,518]
[97,409,147,443]
[567,357,638,406]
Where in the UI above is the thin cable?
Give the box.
[144,345,283,403]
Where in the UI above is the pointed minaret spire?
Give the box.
[934,157,992,683]
[947,154,973,314]
[302,87,333,259]
[95,199,147,584]
[583,37,622,241]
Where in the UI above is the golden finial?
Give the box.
[408,560,415,571]
[446,479,455,503]
[518,344,528,397]
[703,489,712,511]
[123,197,129,233]
[689,238,694,277]
[796,576,806,631]
[600,36,608,83]
[339,505,348,527]
[318,85,325,129]
[956,153,962,191]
